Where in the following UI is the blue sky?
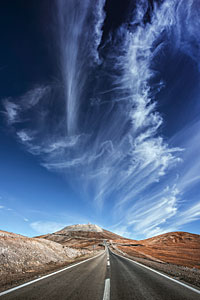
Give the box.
[0,0,200,240]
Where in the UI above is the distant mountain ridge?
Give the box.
[37,223,124,248]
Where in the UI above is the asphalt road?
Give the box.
[0,252,107,300]
[1,248,200,300]
[109,250,200,300]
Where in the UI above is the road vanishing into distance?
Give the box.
[0,248,200,300]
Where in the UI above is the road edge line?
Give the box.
[109,248,200,295]
[0,250,105,297]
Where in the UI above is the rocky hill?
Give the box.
[0,229,99,292]
[37,223,123,250]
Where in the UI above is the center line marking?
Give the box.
[103,278,110,300]
[107,261,110,266]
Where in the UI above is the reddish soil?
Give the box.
[37,228,123,251]
[115,232,200,269]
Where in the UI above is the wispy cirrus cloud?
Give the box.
[2,0,200,238]
[176,202,200,226]
[30,221,66,235]
[126,185,180,237]
[17,130,34,142]
[3,100,20,124]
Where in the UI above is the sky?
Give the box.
[0,0,200,240]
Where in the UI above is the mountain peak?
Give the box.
[60,224,103,233]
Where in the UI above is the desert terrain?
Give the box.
[110,231,200,287]
[0,224,200,291]
[0,224,121,291]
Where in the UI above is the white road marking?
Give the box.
[0,251,105,297]
[103,278,110,300]
[107,249,109,258]
[107,261,110,267]
[109,249,200,295]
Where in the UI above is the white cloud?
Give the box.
[127,185,179,237]
[91,0,106,63]
[111,225,132,239]
[175,202,200,227]
[3,99,20,124]
[3,87,49,125]
[17,130,33,142]
[21,86,50,108]
[30,221,66,235]
[43,156,85,170]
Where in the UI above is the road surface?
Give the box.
[109,249,200,300]
[0,248,200,300]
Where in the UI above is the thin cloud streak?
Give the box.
[3,100,20,124]
[30,221,66,235]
